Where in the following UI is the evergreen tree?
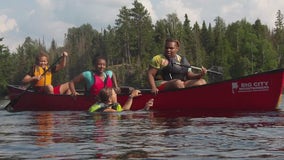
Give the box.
[65,24,98,78]
[191,22,206,66]
[213,16,231,77]
[115,6,132,64]
[182,14,193,59]
[153,19,168,54]
[0,38,12,95]
[165,13,183,39]
[273,10,284,67]
[130,0,153,61]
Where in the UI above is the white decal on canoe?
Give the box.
[232,81,269,94]
[232,82,238,94]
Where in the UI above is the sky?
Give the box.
[1,0,284,52]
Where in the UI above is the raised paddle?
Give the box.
[4,55,64,110]
[172,62,223,75]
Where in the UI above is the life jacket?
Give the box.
[33,65,52,87]
[160,56,189,81]
[89,72,113,96]
[88,103,123,113]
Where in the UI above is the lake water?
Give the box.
[1,97,284,159]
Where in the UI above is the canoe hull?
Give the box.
[129,73,283,111]
[6,86,95,111]
[6,69,284,112]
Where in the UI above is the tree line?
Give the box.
[1,0,284,96]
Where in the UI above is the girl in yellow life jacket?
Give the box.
[22,51,71,94]
[89,88,154,113]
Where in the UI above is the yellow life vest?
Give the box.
[34,65,52,87]
[88,103,123,113]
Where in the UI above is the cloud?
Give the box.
[36,0,54,11]
[221,1,243,15]
[154,0,201,23]
[138,0,157,22]
[0,15,18,33]
[45,20,75,46]
[219,1,245,25]
[248,0,284,29]
[218,0,284,29]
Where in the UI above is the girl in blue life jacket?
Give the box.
[89,88,154,113]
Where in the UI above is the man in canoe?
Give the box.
[88,87,154,113]
[22,51,71,94]
[69,56,119,96]
[147,38,207,94]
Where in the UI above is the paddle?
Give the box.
[173,62,223,75]
[4,55,64,110]
[190,66,223,75]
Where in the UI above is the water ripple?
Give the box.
[1,101,284,159]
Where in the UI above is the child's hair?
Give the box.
[165,38,180,48]
[92,56,107,65]
[96,87,113,103]
[36,50,49,65]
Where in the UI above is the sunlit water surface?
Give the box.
[1,97,284,159]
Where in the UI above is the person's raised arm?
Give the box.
[55,51,68,72]
[122,89,142,110]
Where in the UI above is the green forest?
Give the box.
[1,0,284,96]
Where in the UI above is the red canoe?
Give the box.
[6,69,284,112]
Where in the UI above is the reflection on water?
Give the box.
[34,113,54,146]
[1,100,284,159]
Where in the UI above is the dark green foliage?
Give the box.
[1,2,284,94]
[0,39,12,95]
